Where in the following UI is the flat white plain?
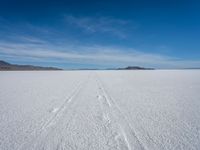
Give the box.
[0,70,200,150]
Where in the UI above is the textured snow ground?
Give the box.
[0,70,200,150]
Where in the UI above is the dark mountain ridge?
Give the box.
[117,66,154,70]
[0,60,62,71]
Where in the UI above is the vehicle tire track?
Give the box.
[39,75,89,131]
[96,93,130,150]
[31,96,81,150]
[95,73,147,150]
[18,74,90,150]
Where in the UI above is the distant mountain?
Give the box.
[0,60,62,71]
[117,66,154,70]
[0,60,10,66]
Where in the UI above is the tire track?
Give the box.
[95,73,147,150]
[32,96,81,150]
[39,75,89,131]
[97,91,130,149]
[18,74,90,150]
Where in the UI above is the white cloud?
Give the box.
[65,15,134,38]
[0,40,200,69]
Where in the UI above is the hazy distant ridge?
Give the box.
[117,66,154,70]
[0,60,62,71]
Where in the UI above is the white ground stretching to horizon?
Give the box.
[0,70,200,150]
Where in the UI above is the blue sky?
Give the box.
[0,0,200,69]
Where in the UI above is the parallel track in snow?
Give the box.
[18,74,90,150]
[95,73,147,150]
[19,72,147,150]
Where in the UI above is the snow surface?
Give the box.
[0,70,200,150]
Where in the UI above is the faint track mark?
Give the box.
[95,73,147,150]
[18,74,90,150]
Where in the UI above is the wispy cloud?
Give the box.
[0,39,200,69]
[65,15,135,38]
[0,18,199,69]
